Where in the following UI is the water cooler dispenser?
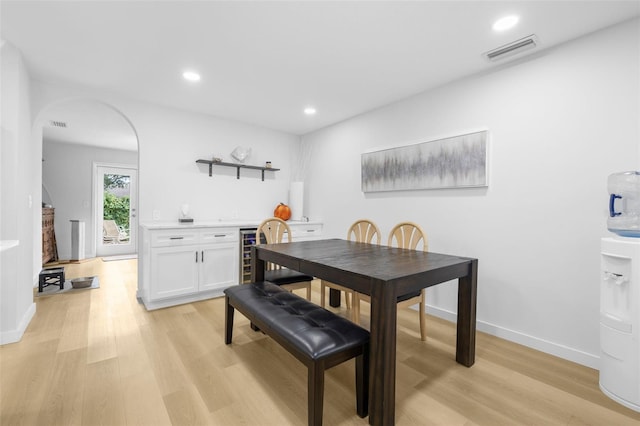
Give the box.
[600,171,640,411]
[600,237,640,410]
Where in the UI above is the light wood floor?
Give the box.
[2,258,639,425]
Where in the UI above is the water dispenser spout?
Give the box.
[603,271,628,286]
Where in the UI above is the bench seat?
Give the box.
[224,281,369,426]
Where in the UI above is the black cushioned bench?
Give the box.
[224,281,370,426]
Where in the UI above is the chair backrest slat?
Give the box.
[347,219,381,244]
[256,217,292,271]
[388,222,427,252]
[256,217,291,244]
[103,220,120,237]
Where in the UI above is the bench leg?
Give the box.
[225,295,234,345]
[355,345,369,418]
[308,362,324,426]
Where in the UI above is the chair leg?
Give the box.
[306,284,311,301]
[308,361,324,426]
[355,345,369,418]
[352,293,361,325]
[345,290,351,309]
[419,290,426,341]
[225,296,234,344]
[320,281,326,307]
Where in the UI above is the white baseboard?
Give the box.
[425,305,600,370]
[0,302,36,345]
[140,289,226,311]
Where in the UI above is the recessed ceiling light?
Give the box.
[493,15,519,32]
[182,71,201,82]
[304,107,316,115]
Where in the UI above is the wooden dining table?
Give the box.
[251,238,478,426]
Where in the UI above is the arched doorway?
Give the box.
[39,99,139,261]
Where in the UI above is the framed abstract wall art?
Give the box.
[361,130,488,192]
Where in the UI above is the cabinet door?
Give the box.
[199,242,239,291]
[150,246,199,300]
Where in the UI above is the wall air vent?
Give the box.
[49,120,67,128]
[485,34,539,61]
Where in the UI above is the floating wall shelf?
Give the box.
[196,159,280,181]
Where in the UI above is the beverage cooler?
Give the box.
[240,228,258,284]
[239,228,267,284]
[600,171,640,411]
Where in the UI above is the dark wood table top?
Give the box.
[255,238,475,296]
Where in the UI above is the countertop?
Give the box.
[140,220,321,230]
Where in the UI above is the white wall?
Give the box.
[0,42,37,344]
[31,83,300,227]
[133,102,299,223]
[42,141,137,259]
[1,75,298,342]
[302,19,640,368]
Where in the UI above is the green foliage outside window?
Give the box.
[104,193,130,231]
[103,174,130,231]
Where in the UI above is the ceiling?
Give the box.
[40,100,139,151]
[2,1,639,142]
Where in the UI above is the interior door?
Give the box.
[95,164,138,257]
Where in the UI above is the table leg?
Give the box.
[368,280,397,426]
[456,259,478,367]
[251,246,265,282]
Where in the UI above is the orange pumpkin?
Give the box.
[274,203,291,221]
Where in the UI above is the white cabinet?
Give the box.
[150,245,200,299]
[140,226,239,310]
[138,222,323,310]
[199,242,238,291]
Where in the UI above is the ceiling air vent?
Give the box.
[485,34,539,61]
[49,120,68,128]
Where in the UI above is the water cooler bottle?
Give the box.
[600,171,640,411]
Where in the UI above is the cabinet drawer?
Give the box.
[150,230,199,247]
[289,223,323,240]
[200,228,238,243]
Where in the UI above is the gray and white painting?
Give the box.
[361,131,488,192]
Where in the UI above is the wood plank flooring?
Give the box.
[2,258,639,425]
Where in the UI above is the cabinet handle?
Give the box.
[201,251,204,262]
[306,230,315,232]
[170,236,184,240]
[195,251,198,263]
[214,234,226,238]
